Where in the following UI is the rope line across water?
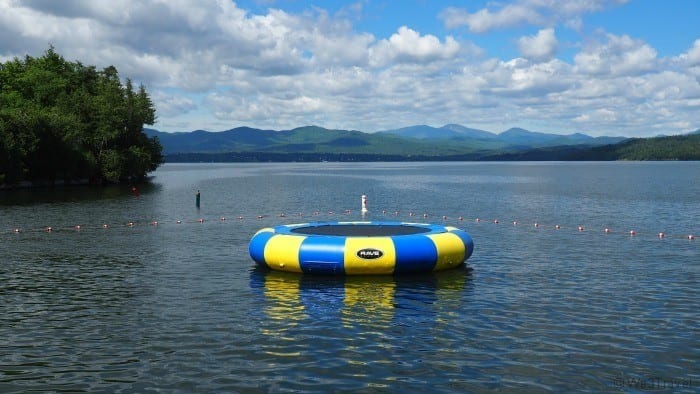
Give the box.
[2,208,697,243]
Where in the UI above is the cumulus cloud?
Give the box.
[1,0,374,85]
[518,28,558,62]
[441,4,541,33]
[574,108,617,123]
[152,91,197,117]
[676,39,700,66]
[479,57,574,100]
[440,0,627,33]
[574,33,658,76]
[369,26,460,67]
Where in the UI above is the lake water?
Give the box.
[1,162,698,392]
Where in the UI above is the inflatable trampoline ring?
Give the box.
[249,221,474,275]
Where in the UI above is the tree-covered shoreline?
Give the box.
[0,47,163,188]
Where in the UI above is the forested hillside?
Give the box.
[611,134,700,160]
[481,133,700,161]
[0,47,162,187]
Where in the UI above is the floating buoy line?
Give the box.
[2,208,696,243]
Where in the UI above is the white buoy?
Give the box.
[361,194,368,213]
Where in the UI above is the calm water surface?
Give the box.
[1,162,698,392]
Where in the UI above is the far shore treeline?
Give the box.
[0,47,163,188]
[163,133,700,163]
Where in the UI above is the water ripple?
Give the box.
[1,162,698,392]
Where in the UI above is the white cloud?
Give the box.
[574,33,658,76]
[369,26,460,67]
[441,4,541,33]
[676,39,700,66]
[440,0,628,33]
[518,28,558,62]
[152,91,197,118]
[574,108,617,123]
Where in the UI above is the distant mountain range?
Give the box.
[145,124,626,155]
[143,124,700,161]
[376,124,625,148]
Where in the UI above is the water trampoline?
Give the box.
[249,221,474,275]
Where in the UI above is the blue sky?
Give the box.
[235,1,700,60]
[1,0,699,137]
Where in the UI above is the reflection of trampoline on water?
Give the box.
[249,264,473,329]
[249,221,474,275]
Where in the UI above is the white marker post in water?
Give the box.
[361,194,368,214]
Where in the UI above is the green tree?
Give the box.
[0,47,162,186]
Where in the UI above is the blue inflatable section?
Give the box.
[299,235,346,274]
[248,230,274,264]
[392,234,438,273]
[452,230,475,260]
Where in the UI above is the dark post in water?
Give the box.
[196,190,200,208]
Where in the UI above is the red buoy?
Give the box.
[629,230,636,236]
[555,225,560,229]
